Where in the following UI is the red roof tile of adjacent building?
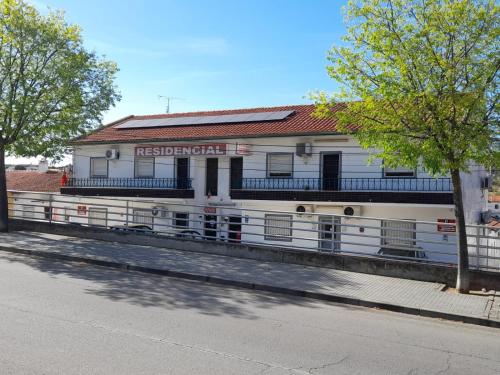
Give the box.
[74,104,348,144]
[489,194,500,203]
[6,171,64,193]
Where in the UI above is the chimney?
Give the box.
[38,159,48,173]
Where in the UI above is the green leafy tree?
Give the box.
[314,0,499,293]
[0,0,120,231]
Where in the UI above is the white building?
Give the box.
[51,104,490,263]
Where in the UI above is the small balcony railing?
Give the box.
[66,177,192,190]
[240,178,452,192]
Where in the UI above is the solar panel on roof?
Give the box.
[115,110,295,129]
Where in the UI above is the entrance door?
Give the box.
[176,158,189,189]
[206,158,218,196]
[322,153,340,190]
[319,216,341,252]
[230,157,243,190]
[228,216,242,243]
[204,214,218,240]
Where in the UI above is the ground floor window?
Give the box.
[264,214,293,241]
[132,209,154,227]
[23,205,35,219]
[88,207,108,227]
[381,219,416,247]
[44,206,52,220]
[173,212,189,228]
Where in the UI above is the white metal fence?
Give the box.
[6,191,500,273]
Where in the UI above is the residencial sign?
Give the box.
[135,144,227,157]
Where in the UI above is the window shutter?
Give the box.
[268,154,293,177]
[135,158,155,177]
[91,158,108,177]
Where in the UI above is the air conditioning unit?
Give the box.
[152,206,168,218]
[481,176,492,191]
[296,143,312,157]
[343,206,361,217]
[296,204,314,217]
[105,149,120,160]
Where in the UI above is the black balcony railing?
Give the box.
[240,178,452,192]
[66,177,192,190]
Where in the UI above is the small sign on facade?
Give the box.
[437,218,456,232]
[204,206,217,214]
[235,143,252,155]
[135,144,227,157]
[77,205,87,216]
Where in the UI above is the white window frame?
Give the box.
[173,212,189,228]
[132,208,154,226]
[90,157,108,178]
[264,214,293,241]
[134,157,155,178]
[23,205,35,219]
[267,153,293,178]
[381,219,416,248]
[88,207,108,227]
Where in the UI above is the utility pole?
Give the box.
[158,96,184,114]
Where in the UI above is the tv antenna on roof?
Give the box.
[158,95,184,114]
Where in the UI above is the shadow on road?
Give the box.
[0,231,363,319]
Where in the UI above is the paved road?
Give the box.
[0,252,498,375]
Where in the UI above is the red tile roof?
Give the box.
[74,104,348,144]
[7,171,64,193]
[489,194,500,203]
[488,219,500,230]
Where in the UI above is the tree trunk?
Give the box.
[450,168,469,293]
[0,144,8,232]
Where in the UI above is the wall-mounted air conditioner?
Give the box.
[296,143,312,157]
[152,206,168,218]
[296,204,314,217]
[105,149,120,160]
[343,206,362,217]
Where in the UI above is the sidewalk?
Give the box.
[0,230,498,327]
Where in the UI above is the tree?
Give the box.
[0,0,120,231]
[314,0,499,293]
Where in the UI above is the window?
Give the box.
[132,209,154,226]
[135,157,155,178]
[267,153,293,178]
[90,158,108,178]
[381,220,416,247]
[23,205,35,219]
[383,165,415,178]
[264,214,293,241]
[173,212,189,228]
[64,207,71,222]
[88,207,107,227]
[44,206,52,220]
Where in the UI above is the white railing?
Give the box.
[6,191,500,273]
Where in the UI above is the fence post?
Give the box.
[48,194,53,224]
[476,226,480,270]
[125,200,129,227]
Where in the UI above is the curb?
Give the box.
[1,245,498,329]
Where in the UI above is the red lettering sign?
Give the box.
[77,205,87,216]
[437,219,456,232]
[204,207,217,214]
[135,144,227,157]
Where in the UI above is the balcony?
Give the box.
[61,178,194,198]
[240,178,452,192]
[231,177,454,204]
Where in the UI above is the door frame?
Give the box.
[318,215,341,252]
[320,151,342,188]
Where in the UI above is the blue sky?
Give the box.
[10,0,348,164]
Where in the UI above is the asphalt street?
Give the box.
[0,252,498,375]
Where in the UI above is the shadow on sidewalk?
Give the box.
[0,248,363,320]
